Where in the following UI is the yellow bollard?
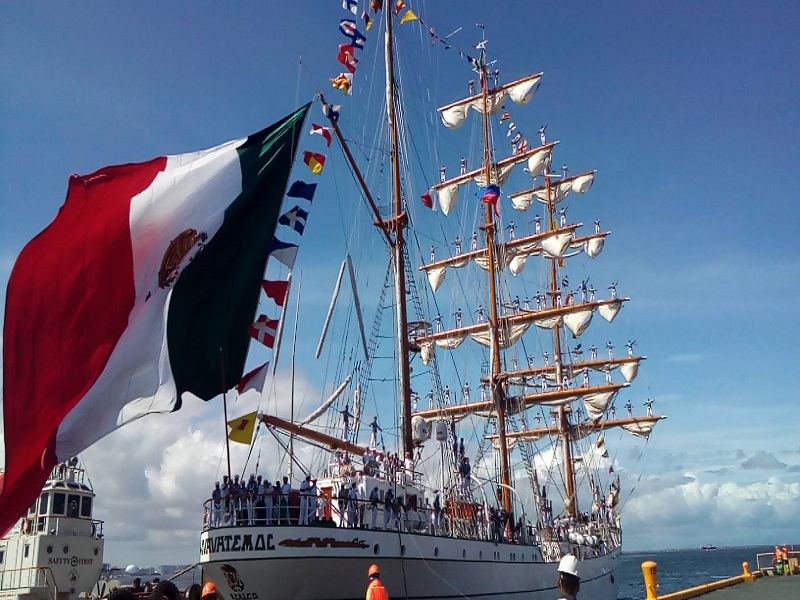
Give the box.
[642,560,659,600]
[742,561,754,582]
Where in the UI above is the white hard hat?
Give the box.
[558,554,579,578]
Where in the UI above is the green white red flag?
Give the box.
[0,104,310,536]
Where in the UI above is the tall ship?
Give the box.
[0,461,104,600]
[198,3,664,600]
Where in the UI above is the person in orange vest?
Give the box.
[366,564,389,600]
[782,545,790,574]
[772,545,784,574]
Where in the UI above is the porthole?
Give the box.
[94,548,99,556]
[373,544,380,555]
[434,547,439,557]
[46,546,53,554]
[62,545,69,554]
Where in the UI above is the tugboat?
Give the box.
[0,459,104,600]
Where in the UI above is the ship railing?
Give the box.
[756,549,800,573]
[38,515,104,538]
[200,496,549,546]
[49,463,86,485]
[0,566,53,594]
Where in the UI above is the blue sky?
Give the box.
[2,1,799,566]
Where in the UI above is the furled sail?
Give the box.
[563,307,594,337]
[510,170,597,211]
[421,225,578,291]
[300,375,352,425]
[432,143,557,215]
[583,234,606,259]
[487,415,665,443]
[598,299,626,322]
[582,390,618,421]
[413,383,628,421]
[438,73,543,130]
[620,420,659,439]
[470,322,530,349]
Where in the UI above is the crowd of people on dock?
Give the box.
[104,555,587,600]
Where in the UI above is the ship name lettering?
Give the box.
[230,594,258,600]
[200,534,274,555]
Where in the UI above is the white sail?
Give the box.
[585,236,606,258]
[532,314,562,330]
[420,341,434,365]
[620,361,639,383]
[437,182,460,215]
[438,73,543,129]
[598,299,625,322]
[511,170,596,211]
[563,307,594,337]
[621,421,658,439]
[540,230,574,258]
[471,322,530,349]
[583,390,617,421]
[571,172,596,193]
[510,191,535,211]
[507,75,542,105]
[434,334,467,350]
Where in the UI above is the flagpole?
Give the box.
[288,273,302,482]
[220,347,233,486]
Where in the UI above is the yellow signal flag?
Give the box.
[400,10,418,25]
[227,411,258,445]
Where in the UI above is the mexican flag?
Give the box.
[0,104,310,535]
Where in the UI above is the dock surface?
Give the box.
[699,574,800,599]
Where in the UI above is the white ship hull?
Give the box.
[200,524,621,600]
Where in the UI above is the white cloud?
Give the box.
[665,353,705,364]
[622,474,800,549]
[1,369,325,567]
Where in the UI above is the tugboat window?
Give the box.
[81,497,92,518]
[24,545,30,558]
[52,493,66,515]
[0,550,4,563]
[67,495,80,518]
[40,493,49,514]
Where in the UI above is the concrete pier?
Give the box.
[640,557,800,600]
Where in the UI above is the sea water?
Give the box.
[126,544,785,599]
[617,545,783,599]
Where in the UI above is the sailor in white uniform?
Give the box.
[369,416,382,449]
[299,475,311,525]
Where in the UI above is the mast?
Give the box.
[478,55,513,517]
[545,170,578,517]
[385,7,413,455]
[288,274,302,481]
